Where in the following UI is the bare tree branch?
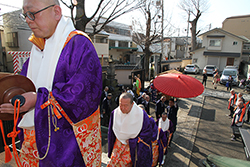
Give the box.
[88,0,105,22]
[179,0,209,51]
[60,0,71,8]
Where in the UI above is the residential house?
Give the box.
[104,21,139,65]
[168,37,186,59]
[222,14,250,39]
[192,28,250,71]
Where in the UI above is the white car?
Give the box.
[184,64,200,74]
[220,68,238,85]
[203,65,218,75]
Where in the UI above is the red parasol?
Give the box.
[153,73,204,98]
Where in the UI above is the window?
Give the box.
[233,41,238,45]
[243,43,250,50]
[119,41,128,47]
[109,40,115,47]
[6,32,19,47]
[209,39,221,47]
[95,36,108,43]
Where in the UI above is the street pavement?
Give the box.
[189,96,248,167]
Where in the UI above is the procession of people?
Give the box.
[98,76,180,167]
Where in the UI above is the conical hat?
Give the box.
[0,75,36,120]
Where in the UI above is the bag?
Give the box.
[226,82,229,87]
[217,78,220,82]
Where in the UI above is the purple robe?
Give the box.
[161,120,174,156]
[20,34,102,167]
[108,110,154,167]
[149,117,158,142]
[150,117,167,165]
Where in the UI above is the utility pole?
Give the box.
[185,10,190,58]
[159,0,164,73]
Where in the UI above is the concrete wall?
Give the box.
[93,43,109,58]
[115,69,131,85]
[181,59,192,68]
[109,49,123,62]
[192,48,206,69]
[161,60,182,71]
[222,16,250,39]
[169,61,182,69]
[176,50,184,59]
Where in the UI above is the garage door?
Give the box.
[207,56,219,66]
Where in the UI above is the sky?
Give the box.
[0,0,250,37]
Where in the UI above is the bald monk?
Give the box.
[0,0,102,166]
[108,93,154,166]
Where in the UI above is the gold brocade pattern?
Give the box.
[107,139,133,167]
[72,109,102,167]
[151,140,159,167]
[20,129,39,167]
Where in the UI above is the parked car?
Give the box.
[220,68,238,85]
[224,66,238,69]
[184,64,200,74]
[203,65,218,75]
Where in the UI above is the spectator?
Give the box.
[101,86,109,104]
[245,104,250,124]
[150,80,157,103]
[115,89,126,106]
[228,89,237,118]
[166,98,178,147]
[155,96,166,120]
[102,93,112,126]
[213,72,220,89]
[135,74,141,96]
[213,69,218,78]
[142,95,150,115]
[227,75,233,91]
[124,60,130,65]
[231,102,244,141]
[137,92,146,104]
[236,93,245,105]
[126,87,135,98]
[202,69,207,87]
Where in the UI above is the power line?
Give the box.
[0,3,21,9]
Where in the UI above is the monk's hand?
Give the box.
[0,92,37,114]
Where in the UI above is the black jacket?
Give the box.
[142,100,150,115]
[155,100,165,118]
[102,97,112,115]
[167,103,179,126]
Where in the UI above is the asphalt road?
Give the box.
[188,73,247,95]
[189,96,249,167]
